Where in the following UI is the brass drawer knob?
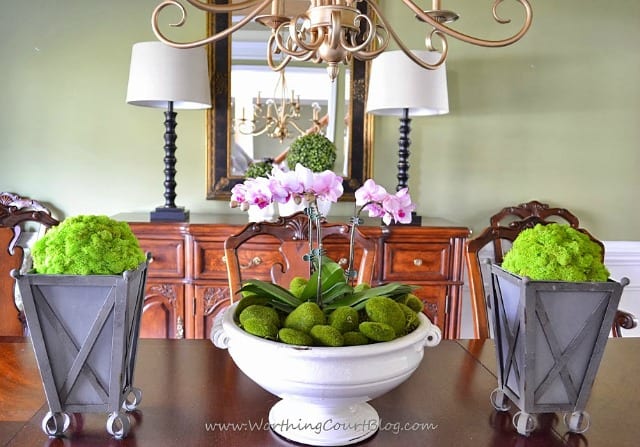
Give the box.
[413,258,423,267]
[221,255,262,269]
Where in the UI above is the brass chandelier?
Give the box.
[233,70,323,142]
[152,0,533,79]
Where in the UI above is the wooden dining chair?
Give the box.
[0,192,59,336]
[223,211,383,303]
[466,200,637,339]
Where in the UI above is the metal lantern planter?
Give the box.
[488,264,628,436]
[13,255,150,439]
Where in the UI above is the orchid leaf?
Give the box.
[299,256,346,301]
[240,281,302,311]
[319,282,354,305]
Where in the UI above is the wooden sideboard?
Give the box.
[116,213,470,340]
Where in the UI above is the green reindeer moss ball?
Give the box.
[502,223,609,282]
[32,215,145,275]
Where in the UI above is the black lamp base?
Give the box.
[150,206,190,222]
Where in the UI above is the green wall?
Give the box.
[1,1,638,240]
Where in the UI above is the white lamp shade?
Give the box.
[126,41,211,110]
[366,50,449,117]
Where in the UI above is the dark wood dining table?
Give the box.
[1,335,638,447]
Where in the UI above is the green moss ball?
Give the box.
[234,295,269,320]
[364,296,406,335]
[289,277,309,298]
[239,305,281,329]
[242,318,278,340]
[343,331,370,346]
[359,322,396,342]
[398,302,420,333]
[284,302,326,333]
[310,325,344,347]
[399,294,424,313]
[278,327,314,346]
[328,306,359,333]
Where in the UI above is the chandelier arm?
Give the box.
[347,24,389,60]
[328,10,342,50]
[286,15,324,54]
[338,13,377,54]
[266,34,293,72]
[397,0,533,48]
[274,23,315,58]
[152,0,274,49]
[287,120,306,136]
[239,119,272,137]
[364,1,446,69]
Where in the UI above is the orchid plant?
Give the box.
[230,163,417,304]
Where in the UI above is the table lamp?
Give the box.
[126,41,211,222]
[366,50,449,225]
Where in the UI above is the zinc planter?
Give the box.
[12,255,150,439]
[212,302,442,446]
[488,264,628,436]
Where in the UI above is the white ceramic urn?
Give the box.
[212,302,441,446]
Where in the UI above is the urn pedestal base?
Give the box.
[269,400,379,446]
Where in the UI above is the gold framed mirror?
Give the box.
[205,2,373,201]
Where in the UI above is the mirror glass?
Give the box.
[205,3,373,201]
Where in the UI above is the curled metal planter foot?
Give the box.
[490,388,511,412]
[122,386,143,411]
[106,412,131,439]
[513,411,537,436]
[41,411,71,437]
[564,411,591,433]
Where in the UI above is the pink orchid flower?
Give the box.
[244,177,273,209]
[381,188,416,224]
[310,170,344,203]
[355,179,388,205]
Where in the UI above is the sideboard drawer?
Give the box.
[383,242,450,282]
[139,238,185,278]
[194,240,280,281]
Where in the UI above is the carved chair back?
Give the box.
[223,212,382,303]
[0,192,58,336]
[466,200,635,339]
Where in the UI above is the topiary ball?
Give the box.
[245,159,274,179]
[286,133,337,172]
